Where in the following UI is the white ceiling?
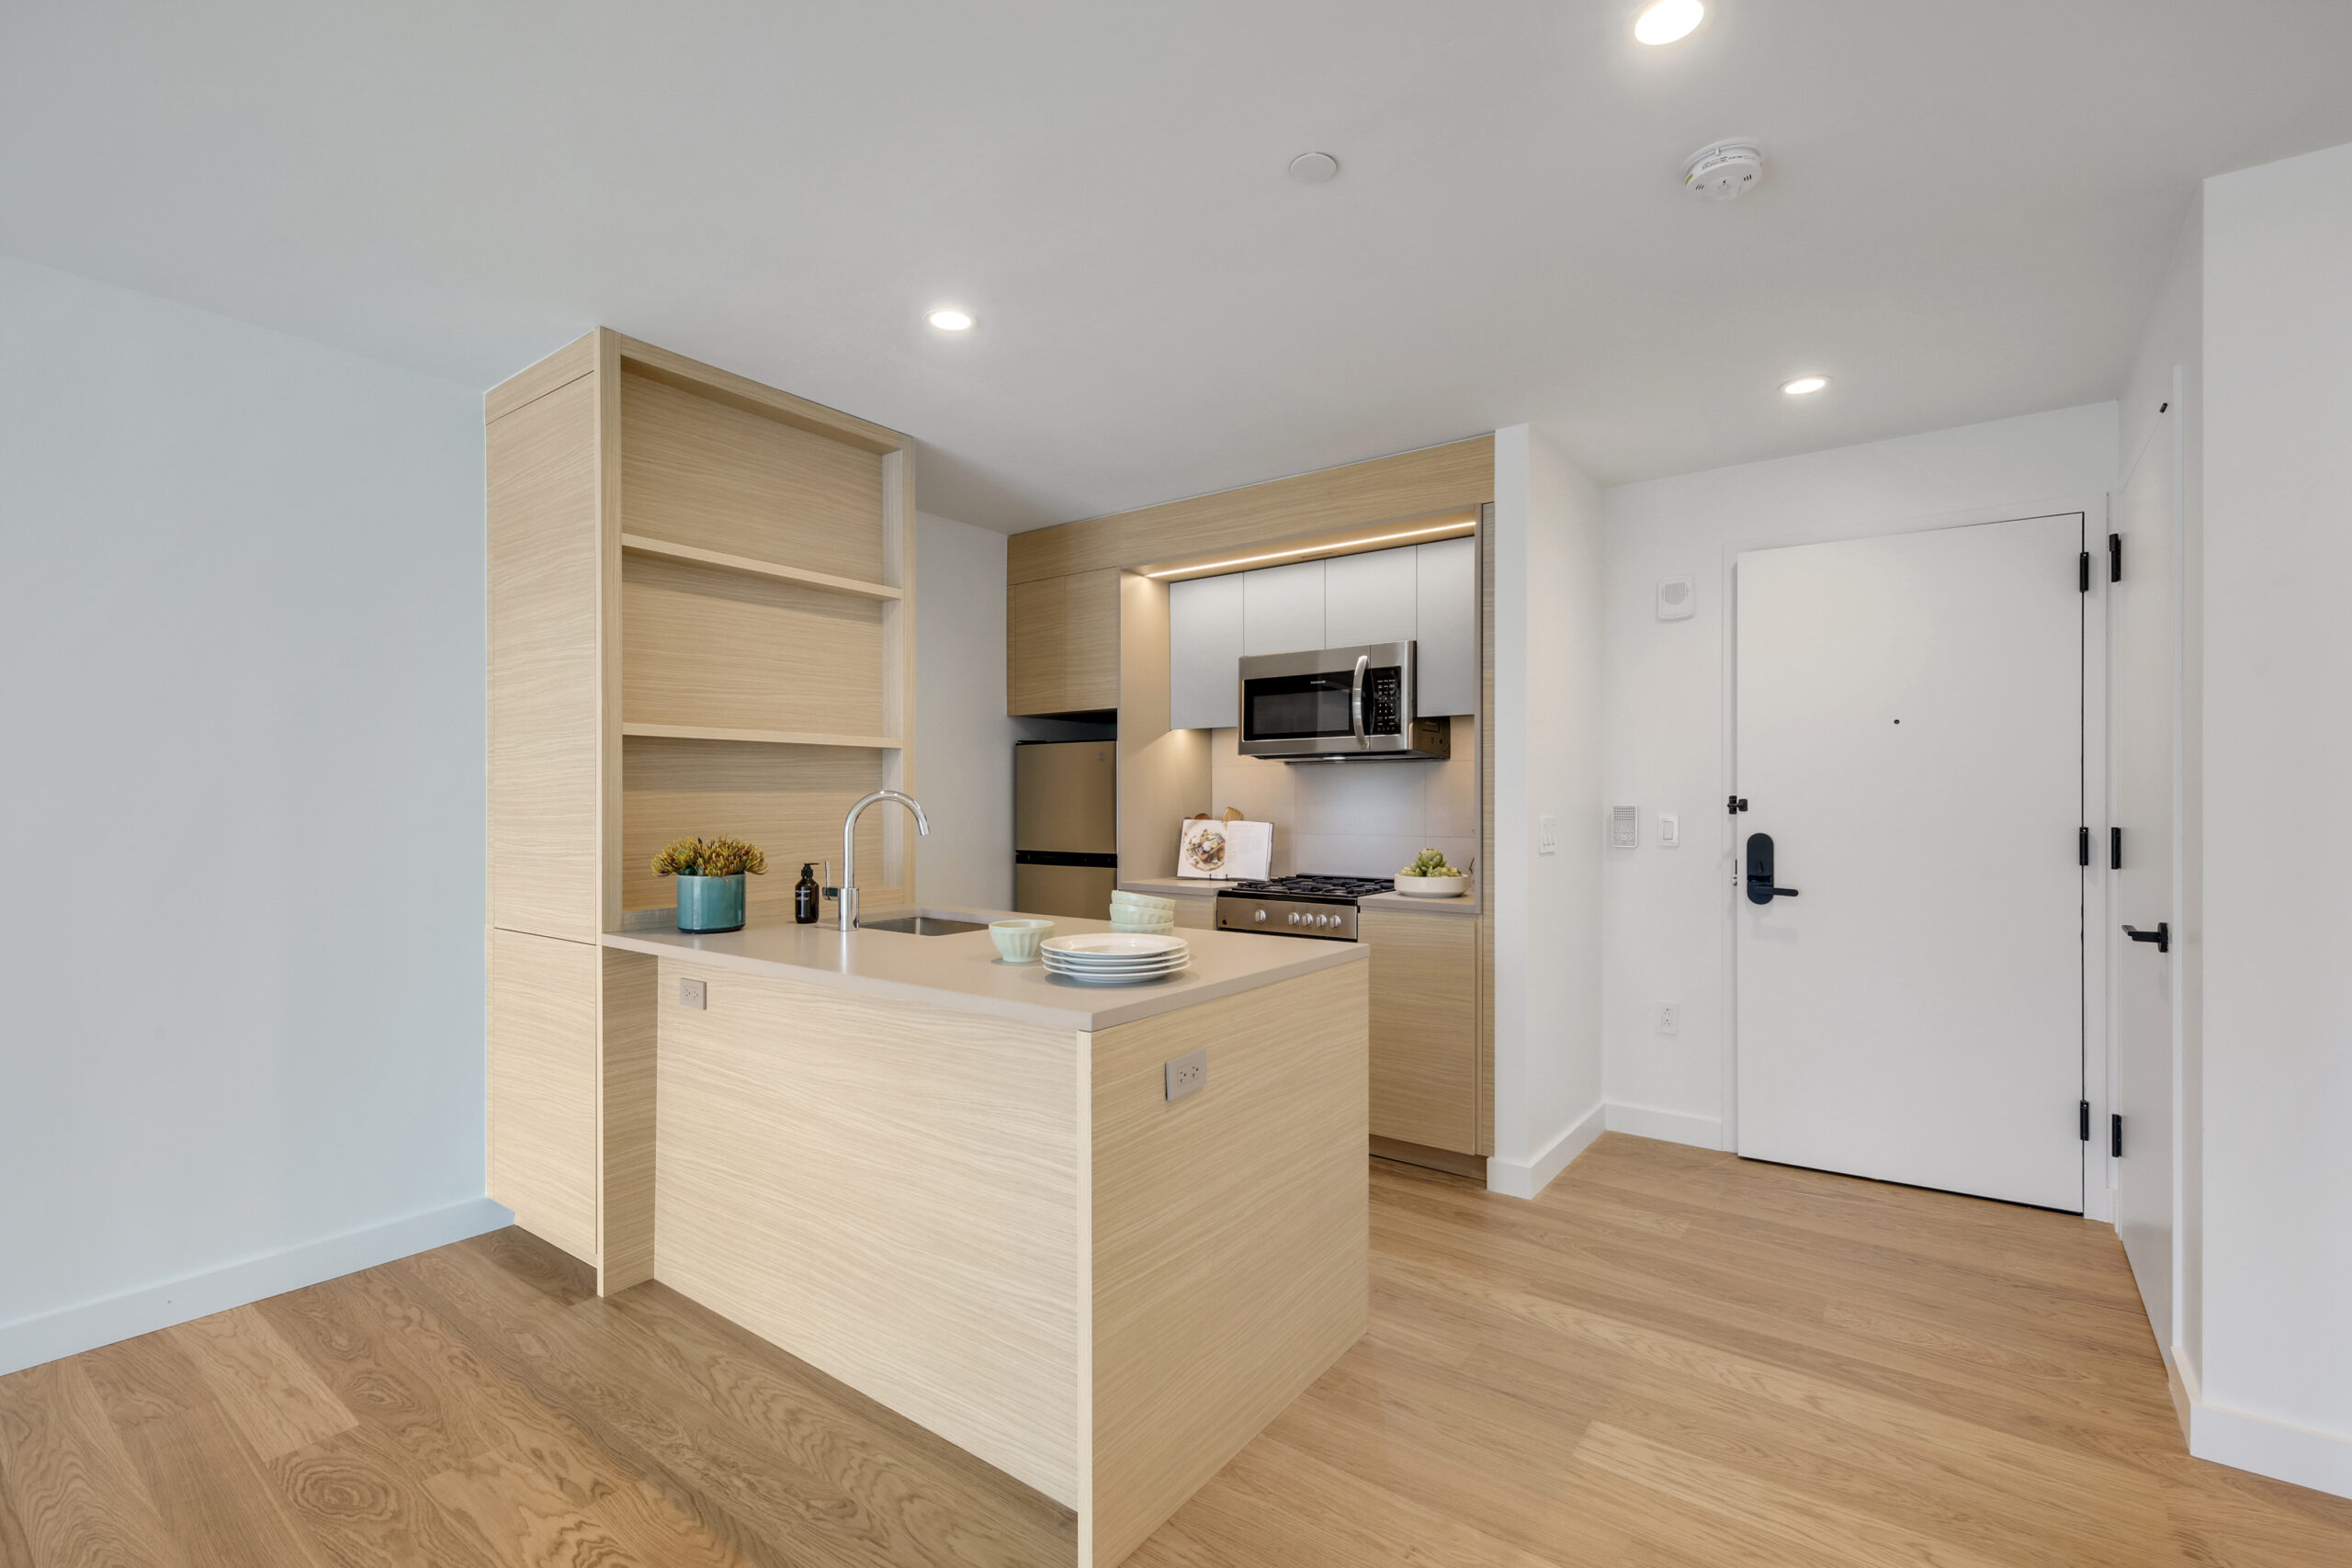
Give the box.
[7,3,2351,530]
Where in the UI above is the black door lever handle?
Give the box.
[1743,832,1799,904]
[2122,922,2169,953]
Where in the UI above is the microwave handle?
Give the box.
[1349,654,1370,749]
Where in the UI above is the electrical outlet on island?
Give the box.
[1657,1002,1680,1034]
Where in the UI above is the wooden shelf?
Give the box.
[622,722,904,750]
[620,534,902,601]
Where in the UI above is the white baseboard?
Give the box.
[1604,1101,1725,1150]
[0,1196,513,1378]
[1487,1100,1606,1200]
[2175,1354,2352,1501]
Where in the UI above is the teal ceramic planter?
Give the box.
[673,874,746,933]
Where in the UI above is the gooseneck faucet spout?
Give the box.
[828,790,931,931]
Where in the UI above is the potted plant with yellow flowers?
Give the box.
[653,836,767,932]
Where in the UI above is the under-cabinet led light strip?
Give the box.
[1142,518,1476,579]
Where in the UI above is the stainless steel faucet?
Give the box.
[826,790,931,931]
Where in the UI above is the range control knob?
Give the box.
[1252,908,1266,923]
[1287,912,1301,925]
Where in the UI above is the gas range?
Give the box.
[1214,874,1395,941]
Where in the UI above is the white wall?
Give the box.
[2115,192,2204,1385]
[912,512,1113,909]
[2190,140,2352,1496]
[0,256,497,1373]
[1200,718,1476,879]
[1488,424,1605,1197]
[1598,403,2118,1153]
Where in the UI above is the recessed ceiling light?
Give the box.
[1634,0,1704,45]
[927,309,974,332]
[1287,151,1340,185]
[1781,376,1829,396]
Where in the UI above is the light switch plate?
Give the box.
[678,977,707,1010]
[1166,1048,1206,1100]
[1658,812,1679,848]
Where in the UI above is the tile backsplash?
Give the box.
[1199,717,1477,881]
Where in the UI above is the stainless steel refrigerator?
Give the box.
[1014,740,1117,919]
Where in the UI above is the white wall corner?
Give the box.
[1604,1100,1725,1150]
[1487,1100,1606,1201]
[0,1197,512,1378]
[2176,1352,2352,1502]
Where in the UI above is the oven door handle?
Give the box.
[1350,655,1369,749]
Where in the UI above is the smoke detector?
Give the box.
[1683,139,1765,201]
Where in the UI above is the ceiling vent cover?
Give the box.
[1683,139,1765,201]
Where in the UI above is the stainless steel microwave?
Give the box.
[1237,642,1452,761]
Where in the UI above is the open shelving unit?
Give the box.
[485,328,918,1279]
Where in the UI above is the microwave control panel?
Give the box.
[1365,667,1403,733]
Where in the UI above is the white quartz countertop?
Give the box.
[1119,875,1480,919]
[602,906,1366,1032]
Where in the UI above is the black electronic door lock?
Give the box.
[1745,833,1801,905]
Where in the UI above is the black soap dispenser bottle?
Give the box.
[794,863,820,925]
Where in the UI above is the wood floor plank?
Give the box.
[5,1134,2348,1568]
[423,1437,752,1568]
[167,1305,358,1461]
[266,1420,505,1568]
[115,1401,332,1568]
[0,1359,190,1568]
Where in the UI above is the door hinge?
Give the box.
[2078,550,2091,592]
[2111,1113,2124,1158]
[2109,532,2123,583]
[2079,1100,2091,1142]
[2078,827,2091,867]
[2110,827,2122,871]
[1727,795,1748,815]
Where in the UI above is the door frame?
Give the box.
[1719,491,2113,1219]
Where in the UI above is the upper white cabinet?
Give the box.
[1242,560,1326,656]
[1415,536,1476,716]
[1322,547,1419,649]
[1170,539,1478,728]
[1168,572,1246,730]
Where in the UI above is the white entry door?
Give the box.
[2112,405,2177,1338]
[1736,514,2085,1211]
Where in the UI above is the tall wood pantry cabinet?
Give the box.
[485,330,918,1292]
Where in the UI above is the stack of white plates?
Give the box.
[1041,932,1191,985]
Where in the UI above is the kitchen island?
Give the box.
[594,910,1370,1568]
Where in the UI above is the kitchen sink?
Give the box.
[860,915,988,936]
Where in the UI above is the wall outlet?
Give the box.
[678,977,707,1010]
[1657,1002,1680,1034]
[1166,1048,1207,1101]
[1540,814,1561,854]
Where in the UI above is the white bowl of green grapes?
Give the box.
[1393,850,1471,898]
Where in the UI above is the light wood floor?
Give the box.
[5,1134,2349,1567]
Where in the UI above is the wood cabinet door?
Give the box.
[1008,575,1068,715]
[489,927,600,1263]
[1359,908,1479,1153]
[1063,568,1122,711]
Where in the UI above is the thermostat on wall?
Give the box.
[1657,577,1695,620]
[1609,806,1640,850]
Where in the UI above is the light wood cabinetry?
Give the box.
[1358,907,1480,1156]
[1007,567,1120,716]
[486,329,916,1274]
[487,928,600,1262]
